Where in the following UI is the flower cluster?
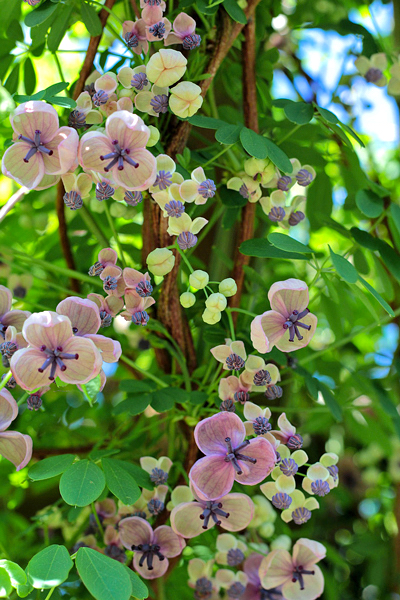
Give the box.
[227,156,315,228]
[179,269,237,323]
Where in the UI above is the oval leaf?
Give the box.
[240,128,268,159]
[25,0,58,27]
[76,547,132,600]
[240,238,309,260]
[215,124,242,145]
[329,247,358,283]
[59,460,105,507]
[262,137,293,173]
[29,454,76,481]
[223,0,247,24]
[27,545,73,589]
[284,101,314,125]
[355,189,383,218]
[80,0,103,36]
[102,458,141,505]
[268,232,312,254]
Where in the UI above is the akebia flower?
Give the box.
[140,455,172,485]
[354,53,387,87]
[259,538,326,600]
[122,19,149,54]
[170,486,254,538]
[242,553,284,600]
[10,311,103,391]
[2,102,79,190]
[146,49,187,87]
[120,290,155,325]
[169,82,203,118]
[79,111,156,191]
[62,172,92,210]
[211,340,247,371]
[0,388,32,471]
[215,533,247,566]
[146,247,175,276]
[119,517,185,579]
[89,248,120,278]
[123,268,153,297]
[189,412,276,500]
[167,213,208,250]
[180,167,216,205]
[218,374,251,404]
[165,12,201,48]
[0,286,30,339]
[250,279,317,353]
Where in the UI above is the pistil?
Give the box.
[37,345,79,381]
[100,140,139,172]
[291,565,315,590]
[199,500,230,529]
[18,129,54,163]
[131,543,165,570]
[282,308,311,342]
[224,437,257,475]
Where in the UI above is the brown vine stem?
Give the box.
[229,17,258,322]
[130,0,141,19]
[55,0,117,293]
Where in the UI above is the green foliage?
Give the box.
[76,548,132,600]
[27,545,73,589]
[59,460,106,507]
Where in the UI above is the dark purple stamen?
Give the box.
[27,393,42,411]
[177,231,197,250]
[220,398,236,412]
[125,31,139,48]
[282,308,311,342]
[92,90,109,107]
[37,345,79,381]
[228,582,246,598]
[84,82,96,98]
[182,33,201,50]
[277,175,292,191]
[165,200,185,218]
[199,500,230,529]
[253,416,271,436]
[288,211,305,226]
[224,437,256,475]
[150,467,168,485]
[291,565,315,590]
[100,311,112,328]
[131,543,165,570]
[269,206,286,222]
[197,179,216,199]
[0,341,18,359]
[260,587,283,600]
[150,94,169,114]
[149,21,166,38]
[365,67,383,83]
[68,110,86,130]
[103,276,118,292]
[239,184,249,198]
[280,458,298,476]
[292,507,312,525]
[147,498,164,515]
[96,181,115,201]
[124,190,143,206]
[271,492,292,510]
[287,433,303,450]
[154,170,173,190]
[131,72,148,90]
[194,577,213,600]
[88,261,104,277]
[296,169,313,186]
[63,191,83,211]
[18,129,54,163]
[135,280,153,297]
[225,353,245,371]
[233,390,249,404]
[227,548,245,567]
[327,465,339,481]
[311,479,330,497]
[265,384,283,400]
[253,369,271,386]
[100,140,139,172]
[131,311,149,326]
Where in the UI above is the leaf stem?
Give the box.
[91,502,104,536]
[0,371,12,391]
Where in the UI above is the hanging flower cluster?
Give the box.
[179,269,237,324]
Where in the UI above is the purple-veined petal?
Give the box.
[258,311,286,351]
[1,309,31,331]
[0,286,12,317]
[234,437,276,486]
[218,493,254,532]
[84,334,122,363]
[0,388,18,432]
[275,313,317,352]
[42,127,79,175]
[268,279,309,316]
[259,550,293,590]
[194,412,245,455]
[119,516,153,549]
[112,148,156,191]
[170,501,207,538]
[79,131,114,172]
[56,297,101,336]
[250,314,271,354]
[22,311,73,349]
[243,554,263,587]
[153,525,185,557]
[133,554,169,580]
[281,565,324,600]
[106,111,150,149]
[11,347,58,390]
[99,248,118,265]
[189,454,235,500]
[2,142,45,190]
[293,539,326,568]
[57,337,102,384]
[11,101,59,143]
[0,431,33,471]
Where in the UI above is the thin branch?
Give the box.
[130,0,141,19]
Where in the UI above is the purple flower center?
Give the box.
[227,548,245,566]
[365,67,382,83]
[253,416,271,435]
[100,140,139,172]
[271,492,292,510]
[199,500,230,529]
[277,175,292,191]
[253,369,271,386]
[100,311,112,328]
[225,353,245,370]
[131,72,148,90]
[150,467,168,485]
[27,393,42,411]
[135,280,153,297]
[131,543,165,570]
[220,398,236,412]
[147,498,164,515]
[292,507,312,525]
[287,433,303,450]
[165,200,185,218]
[149,21,166,38]
[265,384,283,400]
[311,479,330,496]
[125,31,139,48]
[88,261,104,276]
[288,211,305,226]
[154,170,173,190]
[224,437,257,475]
[177,231,197,250]
[63,191,83,211]
[150,94,169,114]
[132,311,150,326]
[96,181,115,201]
[291,565,315,590]
[68,109,86,129]
[268,206,286,222]
[282,308,311,342]
[296,169,313,186]
[182,33,201,50]
[103,276,118,291]
[279,458,298,477]
[197,179,216,199]
[18,129,54,164]
[327,465,339,481]
[260,588,283,599]
[228,582,246,598]
[37,345,79,381]
[233,390,249,404]
[92,90,109,107]
[0,341,18,359]
[143,0,162,5]
[125,190,143,206]
[239,183,249,198]
[194,577,213,600]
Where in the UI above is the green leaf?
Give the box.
[351,227,380,251]
[0,561,27,587]
[372,382,400,438]
[240,128,268,159]
[43,81,69,96]
[29,454,76,481]
[4,64,19,95]
[117,462,152,490]
[27,545,73,589]
[262,137,293,172]
[119,380,155,393]
[316,381,342,422]
[113,394,152,416]
[329,247,358,283]
[358,277,395,317]
[189,391,208,405]
[0,569,12,597]
[76,547,132,600]
[223,0,247,23]
[89,448,120,461]
[47,2,73,51]
[59,460,105,507]
[102,458,141,505]
[82,374,102,403]
[187,115,227,129]
[25,0,58,27]
[23,58,36,96]
[215,124,242,145]
[219,186,247,208]
[46,95,77,108]
[122,566,148,600]
[7,19,23,43]
[315,105,339,124]
[283,101,314,125]
[390,204,400,237]
[355,189,383,218]
[0,85,15,121]
[16,582,34,598]
[151,387,187,411]
[340,123,365,147]
[268,232,312,254]
[240,238,308,260]
[80,0,103,36]
[306,171,332,231]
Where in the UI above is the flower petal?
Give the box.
[56,297,101,335]
[250,315,271,354]
[133,554,168,580]
[189,455,235,500]
[275,313,318,352]
[281,565,324,600]
[259,550,293,589]
[0,388,18,432]
[268,279,309,316]
[243,554,263,587]
[0,286,12,318]
[2,143,44,189]
[43,127,79,175]
[11,101,59,142]
[243,402,262,421]
[10,347,56,390]
[219,493,254,532]
[85,334,122,363]
[0,431,32,471]
[170,501,207,538]
[79,131,114,172]
[112,148,156,191]
[1,309,31,331]
[235,437,276,486]
[194,412,245,455]
[57,337,102,384]
[153,525,185,557]
[22,311,73,349]
[106,111,150,150]
[294,539,326,566]
[119,516,153,549]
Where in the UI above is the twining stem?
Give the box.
[201,145,234,168]
[103,202,127,268]
[225,308,236,341]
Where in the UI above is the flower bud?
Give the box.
[147,125,160,147]
[205,293,227,313]
[146,248,175,276]
[180,292,196,308]
[219,278,237,297]
[189,270,209,289]
[202,308,222,324]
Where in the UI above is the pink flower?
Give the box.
[87,293,124,319]
[218,374,251,404]
[270,413,303,448]
[123,268,153,297]
[189,412,276,500]
[171,486,254,538]
[0,388,32,471]
[122,19,149,55]
[145,18,172,42]
[0,285,30,338]
[241,554,284,600]
[79,111,157,191]
[120,290,155,326]
[165,12,201,50]
[56,297,121,363]
[10,311,103,391]
[2,102,79,190]
[119,516,185,579]
[250,279,317,353]
[89,248,121,277]
[259,539,326,600]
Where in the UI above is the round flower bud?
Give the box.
[202,308,222,325]
[146,248,175,276]
[219,278,237,297]
[205,292,227,313]
[147,125,160,147]
[189,270,209,289]
[180,292,196,308]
